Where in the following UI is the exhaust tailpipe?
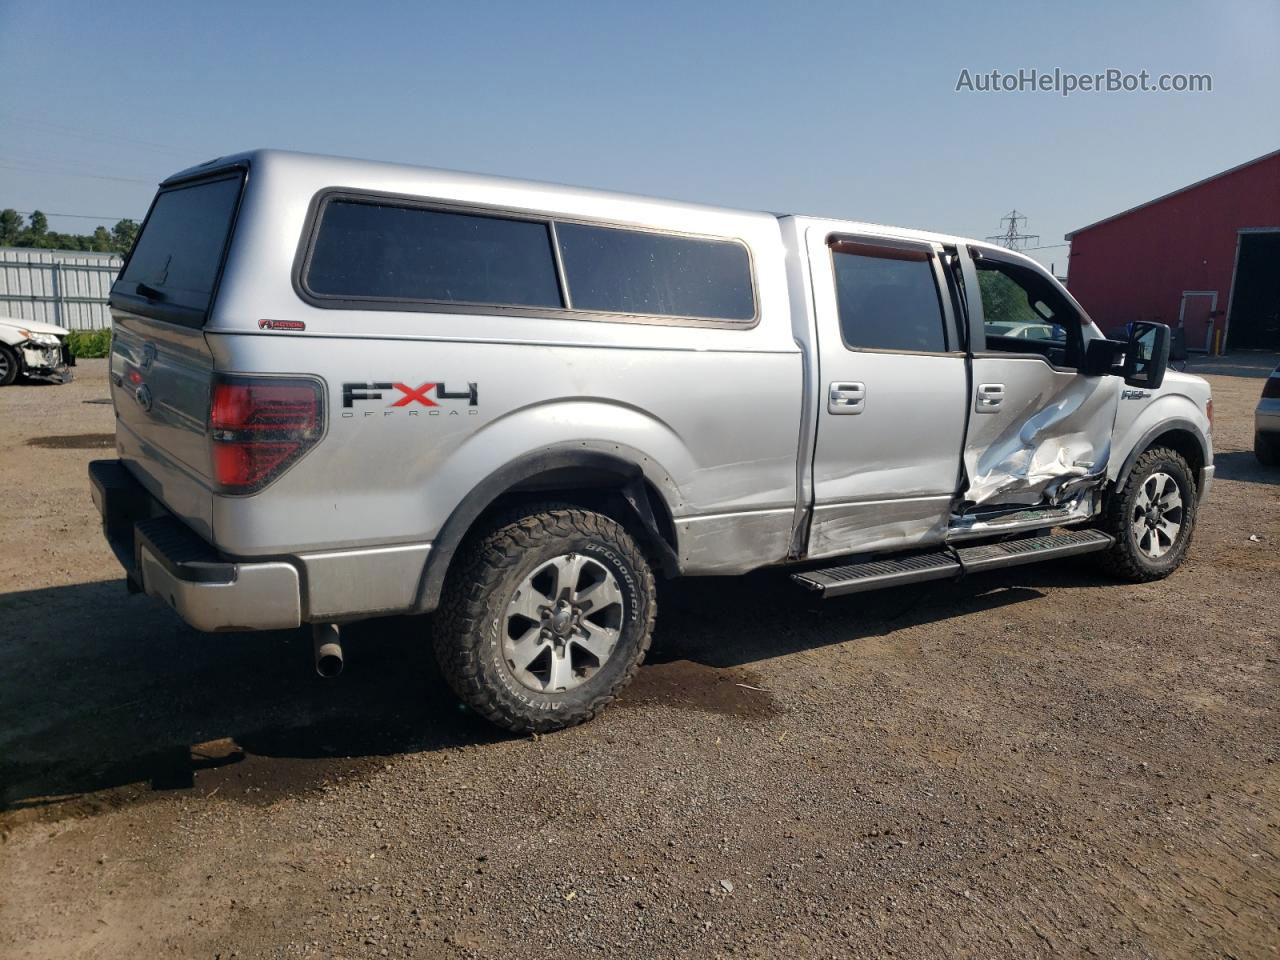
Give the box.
[313,623,344,678]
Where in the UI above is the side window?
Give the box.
[831,247,948,353]
[305,200,563,308]
[976,261,1081,364]
[555,222,755,321]
[301,197,757,325]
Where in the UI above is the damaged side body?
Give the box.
[791,228,1124,563]
[958,367,1117,517]
[950,245,1119,531]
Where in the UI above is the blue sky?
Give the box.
[1,0,1277,273]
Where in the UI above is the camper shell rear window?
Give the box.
[111,170,246,328]
[296,192,757,327]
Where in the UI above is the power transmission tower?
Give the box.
[986,210,1040,251]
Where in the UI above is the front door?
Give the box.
[960,249,1119,510]
[1179,290,1217,352]
[807,228,967,558]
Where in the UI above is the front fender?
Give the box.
[1108,392,1211,488]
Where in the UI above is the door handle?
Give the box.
[976,383,1005,413]
[828,381,865,414]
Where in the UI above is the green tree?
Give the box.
[27,210,48,237]
[0,209,22,246]
[1,208,141,252]
[111,218,138,254]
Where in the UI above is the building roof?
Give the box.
[1064,147,1280,240]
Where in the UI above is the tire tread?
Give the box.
[433,505,656,733]
[1097,446,1197,582]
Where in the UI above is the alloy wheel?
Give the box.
[1131,471,1183,559]
[502,553,625,693]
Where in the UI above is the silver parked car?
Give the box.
[1256,363,1280,465]
[91,150,1214,732]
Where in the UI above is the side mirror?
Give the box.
[1124,321,1170,390]
[1082,337,1126,376]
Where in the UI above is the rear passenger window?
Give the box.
[831,246,948,352]
[305,200,563,308]
[555,223,754,321]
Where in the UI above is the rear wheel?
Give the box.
[1096,446,1198,582]
[0,345,18,386]
[1257,431,1280,467]
[433,505,656,733]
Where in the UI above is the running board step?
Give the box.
[791,529,1114,598]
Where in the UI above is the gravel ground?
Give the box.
[1,357,1277,959]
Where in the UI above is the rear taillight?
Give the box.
[209,375,324,493]
[1263,375,1280,399]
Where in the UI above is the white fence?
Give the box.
[0,247,122,330]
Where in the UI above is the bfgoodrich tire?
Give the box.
[1097,446,1198,582]
[433,506,657,733]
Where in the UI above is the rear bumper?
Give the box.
[89,459,301,632]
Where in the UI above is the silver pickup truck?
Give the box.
[91,150,1213,732]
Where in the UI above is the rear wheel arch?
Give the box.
[415,446,680,613]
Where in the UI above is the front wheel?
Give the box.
[433,505,657,733]
[0,345,18,387]
[1096,446,1198,582]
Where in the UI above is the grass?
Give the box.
[65,329,111,359]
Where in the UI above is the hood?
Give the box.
[0,316,68,338]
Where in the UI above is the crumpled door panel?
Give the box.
[963,361,1119,509]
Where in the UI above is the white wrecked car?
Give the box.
[0,316,75,386]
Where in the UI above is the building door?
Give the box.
[1225,231,1280,350]
[1179,291,1218,352]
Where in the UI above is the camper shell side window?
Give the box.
[294,191,759,329]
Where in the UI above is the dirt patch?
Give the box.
[622,660,781,718]
[26,433,116,449]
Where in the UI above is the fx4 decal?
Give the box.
[342,381,479,417]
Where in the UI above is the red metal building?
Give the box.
[1065,148,1280,352]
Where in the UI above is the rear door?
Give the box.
[806,229,968,558]
[958,247,1119,510]
[109,169,246,538]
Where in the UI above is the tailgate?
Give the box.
[108,169,246,542]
